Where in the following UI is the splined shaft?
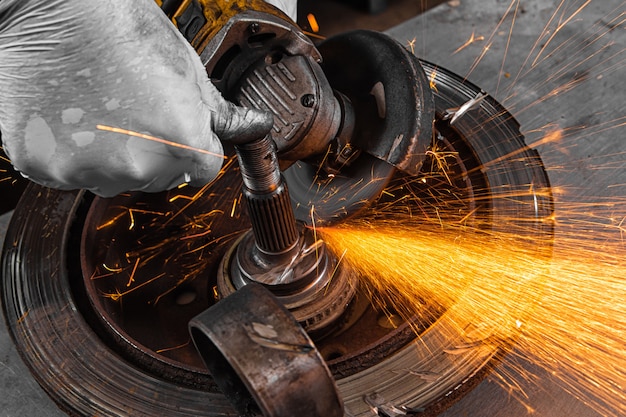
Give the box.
[235,135,299,255]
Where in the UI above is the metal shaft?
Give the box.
[225,134,357,337]
[235,135,299,255]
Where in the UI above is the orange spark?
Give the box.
[531,0,593,67]
[103,272,167,302]
[156,340,191,354]
[407,38,417,55]
[97,212,127,230]
[96,124,227,159]
[463,0,518,80]
[17,310,30,324]
[165,157,236,225]
[428,68,438,92]
[230,197,239,217]
[169,194,194,203]
[495,0,521,95]
[320,214,626,417]
[528,125,564,148]
[307,13,320,33]
[126,257,140,287]
[128,209,136,230]
[453,30,485,54]
[425,147,458,186]
[102,263,123,273]
[90,271,115,281]
[179,228,213,240]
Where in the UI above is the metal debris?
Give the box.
[363,392,426,416]
[402,369,442,383]
[443,336,499,355]
[442,90,488,125]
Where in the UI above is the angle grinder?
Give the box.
[163,0,434,224]
[163,3,435,414]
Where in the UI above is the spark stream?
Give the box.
[319,218,625,417]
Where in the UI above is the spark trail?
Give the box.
[0,145,19,185]
[320,216,625,416]
[336,0,626,415]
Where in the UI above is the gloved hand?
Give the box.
[0,0,272,197]
[265,0,297,21]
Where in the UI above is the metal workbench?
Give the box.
[1,0,624,415]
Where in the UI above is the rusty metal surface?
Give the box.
[190,283,343,417]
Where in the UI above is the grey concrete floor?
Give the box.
[2,0,625,416]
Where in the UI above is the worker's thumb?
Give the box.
[186,95,274,188]
[212,101,275,145]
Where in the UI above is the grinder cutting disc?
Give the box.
[284,30,435,225]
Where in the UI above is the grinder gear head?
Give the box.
[193,8,435,224]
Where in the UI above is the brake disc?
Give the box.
[1,56,552,415]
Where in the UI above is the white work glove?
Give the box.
[0,0,271,197]
[265,0,297,21]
